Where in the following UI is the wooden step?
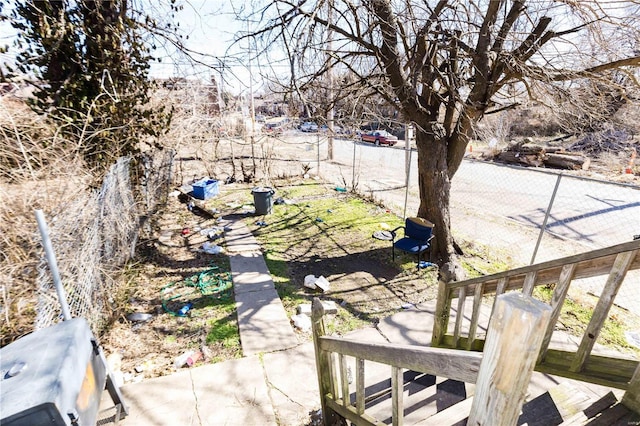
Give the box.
[516,382,593,425]
[584,403,637,426]
[561,391,618,425]
[360,374,472,424]
[414,395,472,426]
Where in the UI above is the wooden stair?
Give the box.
[334,372,630,425]
[311,240,640,425]
[561,391,640,425]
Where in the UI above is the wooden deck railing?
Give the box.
[432,239,640,391]
[311,294,552,426]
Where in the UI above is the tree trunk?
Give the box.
[416,128,455,264]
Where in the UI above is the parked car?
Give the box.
[360,130,398,146]
[300,121,319,132]
[263,122,283,134]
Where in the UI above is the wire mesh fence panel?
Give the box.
[36,191,104,331]
[35,151,173,334]
[541,175,639,249]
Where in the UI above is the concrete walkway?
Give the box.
[225,219,299,356]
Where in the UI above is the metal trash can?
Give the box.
[252,187,275,215]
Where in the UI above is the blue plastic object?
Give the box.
[192,179,219,200]
[177,302,193,316]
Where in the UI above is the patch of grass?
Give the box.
[227,180,427,336]
[458,239,512,278]
[206,315,240,349]
[326,307,370,336]
[533,285,640,354]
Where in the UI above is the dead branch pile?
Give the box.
[568,130,633,155]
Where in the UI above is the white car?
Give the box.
[300,121,319,132]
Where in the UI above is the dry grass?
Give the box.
[0,98,97,343]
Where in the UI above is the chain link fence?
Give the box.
[35,150,174,334]
[212,132,639,317]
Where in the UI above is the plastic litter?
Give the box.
[626,331,640,349]
[202,242,223,254]
[335,186,347,192]
[314,276,330,292]
[177,302,193,317]
[304,275,318,289]
[291,314,312,332]
[303,275,330,291]
[184,351,202,366]
[199,227,225,240]
[418,261,435,269]
[315,217,323,223]
[297,301,338,316]
[161,265,232,316]
[174,350,195,368]
[401,303,415,310]
[372,231,393,241]
[126,312,153,322]
[255,221,268,226]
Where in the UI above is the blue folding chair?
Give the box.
[391,217,435,263]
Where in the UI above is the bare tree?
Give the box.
[242,0,640,268]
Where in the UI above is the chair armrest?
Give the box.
[390,226,404,240]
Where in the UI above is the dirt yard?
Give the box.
[100,168,443,383]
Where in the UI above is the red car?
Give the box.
[360,130,398,146]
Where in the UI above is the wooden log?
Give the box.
[311,298,339,425]
[498,151,545,167]
[467,283,485,350]
[356,358,365,415]
[544,152,591,170]
[319,338,482,384]
[468,293,552,426]
[339,353,349,408]
[391,366,404,426]
[453,286,467,348]
[519,143,546,154]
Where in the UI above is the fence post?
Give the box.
[403,148,412,219]
[469,293,551,426]
[311,298,339,425]
[35,210,72,321]
[531,173,562,264]
[352,140,357,191]
[317,133,321,175]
